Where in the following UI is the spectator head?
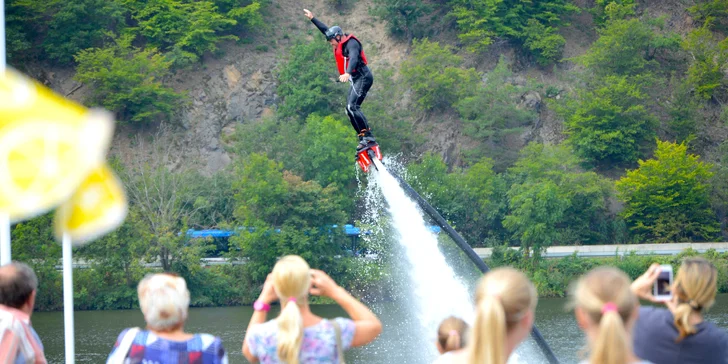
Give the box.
[572,267,638,364]
[137,273,190,331]
[0,262,38,313]
[468,267,537,364]
[272,255,311,364]
[436,316,468,354]
[672,257,718,341]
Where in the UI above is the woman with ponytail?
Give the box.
[571,267,650,364]
[432,316,468,363]
[243,255,382,363]
[443,267,537,364]
[631,259,728,364]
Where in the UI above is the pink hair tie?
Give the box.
[601,302,618,314]
[449,330,458,336]
[288,297,297,303]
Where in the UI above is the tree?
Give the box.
[370,0,432,39]
[616,140,720,243]
[276,40,343,119]
[688,0,728,29]
[456,56,538,166]
[447,0,578,63]
[504,143,617,265]
[406,153,507,246]
[589,0,636,26]
[129,0,237,67]
[42,0,127,63]
[230,153,349,283]
[74,36,182,124]
[401,39,480,111]
[119,134,213,271]
[682,24,728,100]
[560,75,658,166]
[576,18,680,77]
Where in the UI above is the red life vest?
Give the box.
[334,34,368,75]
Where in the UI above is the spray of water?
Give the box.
[360,157,536,363]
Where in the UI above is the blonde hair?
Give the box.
[137,273,190,331]
[437,316,468,353]
[468,267,537,364]
[572,267,638,364]
[272,256,311,364]
[672,257,717,342]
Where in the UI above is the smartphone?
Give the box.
[653,265,673,301]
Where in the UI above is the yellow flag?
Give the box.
[54,164,127,245]
[0,69,114,221]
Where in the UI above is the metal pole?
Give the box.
[62,233,75,363]
[1,0,6,72]
[0,213,9,265]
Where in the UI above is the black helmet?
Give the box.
[325,26,344,41]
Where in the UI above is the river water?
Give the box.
[31,294,728,363]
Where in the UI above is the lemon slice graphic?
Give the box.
[0,70,114,221]
[54,164,127,245]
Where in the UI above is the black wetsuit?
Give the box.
[311,18,374,136]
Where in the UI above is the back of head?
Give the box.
[672,257,717,342]
[273,255,311,364]
[437,316,469,353]
[137,273,190,331]
[572,267,637,364]
[0,262,37,309]
[469,267,537,364]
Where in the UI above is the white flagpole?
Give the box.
[1,0,6,72]
[62,233,75,363]
[0,0,8,266]
[0,214,9,265]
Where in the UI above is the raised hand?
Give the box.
[303,9,314,20]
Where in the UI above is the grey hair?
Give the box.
[137,273,190,330]
[0,262,38,309]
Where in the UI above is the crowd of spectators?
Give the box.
[0,255,726,363]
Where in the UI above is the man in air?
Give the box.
[304,9,376,151]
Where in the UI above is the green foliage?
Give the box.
[5,0,54,64]
[456,57,538,166]
[576,18,680,77]
[616,140,720,243]
[406,153,507,245]
[370,0,432,39]
[447,0,578,63]
[688,0,728,29]
[590,0,636,26]
[301,114,357,201]
[230,153,350,284]
[559,75,658,166]
[504,143,618,264]
[74,37,182,124]
[710,141,728,238]
[277,40,343,119]
[129,0,237,67]
[401,39,480,111]
[682,24,728,100]
[42,0,127,63]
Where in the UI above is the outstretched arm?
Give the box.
[304,9,328,36]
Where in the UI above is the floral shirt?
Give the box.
[246,317,355,364]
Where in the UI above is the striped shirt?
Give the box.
[0,305,45,364]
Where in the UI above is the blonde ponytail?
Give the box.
[470,295,506,364]
[271,256,312,364]
[467,268,537,364]
[277,300,304,364]
[591,309,630,364]
[572,267,637,364]
[672,258,717,342]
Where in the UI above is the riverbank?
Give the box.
[486,246,728,297]
[29,246,728,311]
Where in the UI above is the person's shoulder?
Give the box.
[195,333,225,347]
[248,319,279,338]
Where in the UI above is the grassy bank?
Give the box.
[487,247,728,298]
